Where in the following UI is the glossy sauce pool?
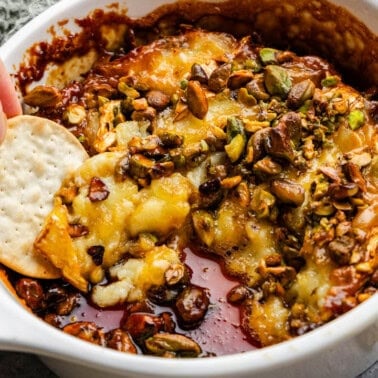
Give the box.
[64,247,256,356]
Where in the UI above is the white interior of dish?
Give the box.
[0,1,377,377]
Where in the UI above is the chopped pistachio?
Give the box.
[270,179,305,206]
[226,117,245,143]
[321,75,340,87]
[348,110,365,130]
[77,135,86,143]
[264,65,292,98]
[225,134,246,162]
[313,202,335,216]
[208,63,231,93]
[186,80,208,119]
[64,104,86,125]
[145,333,201,357]
[221,175,242,189]
[250,187,276,218]
[132,98,148,111]
[23,85,62,108]
[180,79,189,90]
[259,48,279,65]
[287,79,316,109]
[118,82,140,98]
[192,210,215,247]
[190,63,208,84]
[299,99,312,114]
[228,70,254,89]
[253,156,283,175]
[246,77,270,100]
[165,263,186,286]
[313,177,329,200]
[243,120,270,132]
[244,59,262,72]
[238,87,257,106]
[98,95,109,107]
[331,97,348,115]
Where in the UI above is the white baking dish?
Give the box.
[0,1,377,377]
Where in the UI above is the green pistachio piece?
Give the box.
[180,79,189,90]
[314,202,335,216]
[259,48,279,65]
[145,333,201,357]
[321,75,340,87]
[264,65,292,98]
[250,187,276,218]
[225,134,246,162]
[244,58,262,72]
[117,82,140,99]
[226,117,246,143]
[348,110,365,130]
[246,78,270,101]
[192,210,215,247]
[287,79,316,109]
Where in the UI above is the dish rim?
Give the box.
[0,0,377,376]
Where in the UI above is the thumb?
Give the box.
[0,102,7,144]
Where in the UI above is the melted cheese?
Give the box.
[35,152,192,292]
[114,30,237,96]
[92,245,181,307]
[157,92,242,145]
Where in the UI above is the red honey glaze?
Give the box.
[61,246,255,356]
[182,247,256,355]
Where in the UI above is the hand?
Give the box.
[0,58,22,143]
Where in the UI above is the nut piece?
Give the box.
[146,90,170,110]
[63,322,105,346]
[15,278,44,311]
[246,77,270,100]
[259,48,279,65]
[192,209,215,247]
[145,333,201,357]
[227,70,254,89]
[264,65,292,98]
[87,245,105,266]
[175,285,210,327]
[64,104,86,125]
[208,63,231,93]
[165,263,186,286]
[186,80,208,119]
[287,79,316,109]
[271,179,305,206]
[106,329,137,353]
[190,63,208,84]
[24,85,62,107]
[88,177,109,202]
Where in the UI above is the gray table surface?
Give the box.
[0,0,377,376]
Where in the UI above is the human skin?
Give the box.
[0,58,22,142]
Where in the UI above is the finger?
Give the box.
[0,102,7,144]
[0,59,22,118]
